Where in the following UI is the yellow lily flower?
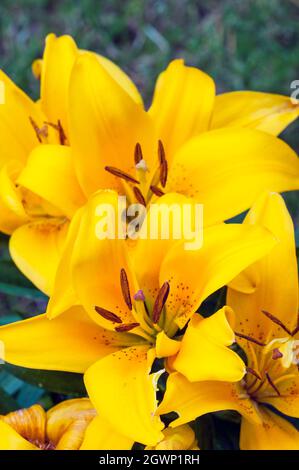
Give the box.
[0,191,277,445]
[1,33,299,294]
[68,52,299,223]
[159,192,299,450]
[0,398,96,450]
[0,33,141,294]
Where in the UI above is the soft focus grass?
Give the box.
[0,0,298,436]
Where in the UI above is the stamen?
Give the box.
[272,347,283,360]
[160,160,168,188]
[246,367,262,380]
[152,282,170,324]
[158,140,166,165]
[94,306,122,323]
[291,310,299,336]
[266,372,281,396]
[134,289,145,301]
[115,322,140,332]
[120,268,132,310]
[134,142,143,164]
[29,116,48,143]
[133,186,146,206]
[135,159,148,171]
[45,120,67,145]
[150,185,165,197]
[105,166,140,185]
[262,310,292,336]
[235,332,266,347]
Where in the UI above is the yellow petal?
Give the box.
[84,345,164,446]
[146,425,197,450]
[262,374,299,419]
[0,161,29,234]
[71,190,143,331]
[211,91,299,136]
[40,33,78,135]
[158,372,261,427]
[160,223,277,330]
[0,420,38,450]
[228,192,299,343]
[149,59,215,159]
[80,415,134,450]
[133,192,197,309]
[69,53,156,196]
[0,306,121,372]
[173,308,245,382]
[240,408,299,450]
[17,145,85,218]
[155,331,181,359]
[167,128,299,225]
[9,218,69,295]
[0,70,45,166]
[2,404,46,446]
[47,398,96,450]
[46,208,83,319]
[95,54,143,105]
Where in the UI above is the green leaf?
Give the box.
[4,364,86,396]
[0,387,18,413]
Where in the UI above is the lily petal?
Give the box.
[47,398,96,450]
[240,407,299,450]
[211,91,299,136]
[0,420,38,450]
[228,192,299,343]
[0,161,29,234]
[18,145,85,218]
[10,218,69,295]
[167,128,299,225]
[40,33,78,135]
[149,59,215,159]
[84,345,164,446]
[262,373,299,419]
[158,372,261,427]
[160,223,277,330]
[80,415,134,450]
[69,53,156,197]
[0,70,46,166]
[71,191,142,330]
[0,307,121,373]
[173,308,245,382]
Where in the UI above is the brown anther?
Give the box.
[152,282,170,324]
[272,348,283,360]
[150,185,165,197]
[134,142,143,164]
[160,160,168,188]
[235,332,266,347]
[94,306,122,324]
[133,186,146,206]
[44,120,67,145]
[105,166,140,185]
[246,367,262,381]
[115,322,140,332]
[158,140,166,165]
[291,310,299,336]
[262,310,292,336]
[29,116,43,143]
[120,268,132,310]
[266,372,281,396]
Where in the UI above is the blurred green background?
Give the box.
[0,0,298,447]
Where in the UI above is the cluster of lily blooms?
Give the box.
[0,34,298,450]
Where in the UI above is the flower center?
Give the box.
[237,309,299,401]
[104,140,167,206]
[94,267,171,342]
